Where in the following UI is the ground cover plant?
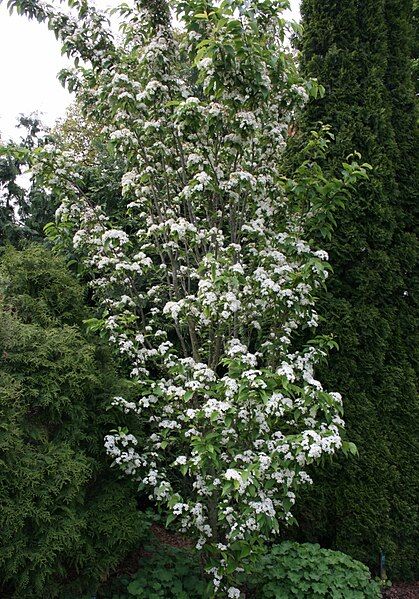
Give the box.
[249,542,381,598]
[97,541,380,599]
[105,544,207,599]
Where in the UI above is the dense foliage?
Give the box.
[110,544,207,599]
[0,116,56,243]
[0,140,25,244]
[2,0,416,593]
[250,542,381,598]
[290,0,418,580]
[99,541,380,599]
[0,245,149,598]
[3,0,370,595]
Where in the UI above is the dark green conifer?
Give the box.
[0,245,149,598]
[292,0,418,579]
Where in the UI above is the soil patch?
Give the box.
[383,582,419,598]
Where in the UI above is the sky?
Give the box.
[0,1,301,141]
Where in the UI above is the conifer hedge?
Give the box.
[289,0,418,580]
[0,245,149,598]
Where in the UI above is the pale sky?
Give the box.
[0,1,301,141]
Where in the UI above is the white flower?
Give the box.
[172,502,188,515]
[195,171,212,186]
[277,362,296,382]
[163,301,183,320]
[226,339,248,356]
[197,57,213,70]
[224,469,242,482]
[102,229,129,245]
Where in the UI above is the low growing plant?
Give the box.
[250,541,381,599]
[100,541,381,598]
[100,544,206,599]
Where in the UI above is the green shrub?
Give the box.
[0,245,149,598]
[101,544,207,599]
[251,542,381,599]
[100,541,380,599]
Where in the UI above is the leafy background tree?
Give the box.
[0,115,55,244]
[0,141,25,244]
[0,106,127,250]
[53,103,126,219]
[289,0,418,580]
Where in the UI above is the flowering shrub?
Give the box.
[8,0,370,594]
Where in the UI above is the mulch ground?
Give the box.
[109,523,194,579]
[383,582,419,598]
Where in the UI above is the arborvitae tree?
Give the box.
[0,245,149,598]
[411,0,419,96]
[290,0,418,580]
[385,0,418,219]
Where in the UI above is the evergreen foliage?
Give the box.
[290,0,419,580]
[0,245,149,598]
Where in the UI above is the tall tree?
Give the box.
[291,0,418,580]
[0,141,25,244]
[6,0,369,594]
